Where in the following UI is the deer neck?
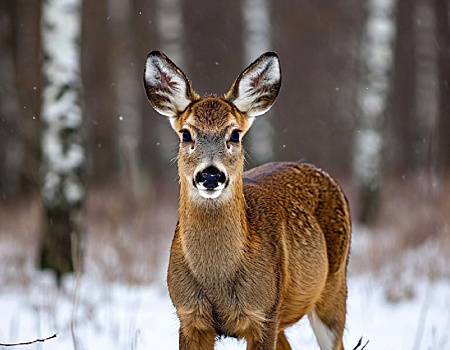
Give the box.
[178,177,248,282]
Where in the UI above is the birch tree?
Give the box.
[108,0,142,195]
[39,0,84,279]
[243,0,274,164]
[353,0,396,225]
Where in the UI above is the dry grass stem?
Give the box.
[0,333,57,347]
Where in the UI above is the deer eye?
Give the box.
[181,130,192,142]
[230,130,240,143]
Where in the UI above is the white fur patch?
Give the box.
[198,188,224,199]
[308,310,336,350]
[144,55,191,118]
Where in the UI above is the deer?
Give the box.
[143,50,351,350]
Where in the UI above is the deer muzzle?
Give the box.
[194,165,228,198]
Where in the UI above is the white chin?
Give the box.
[198,189,223,199]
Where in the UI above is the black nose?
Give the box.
[196,166,226,189]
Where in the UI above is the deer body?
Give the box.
[144,52,351,350]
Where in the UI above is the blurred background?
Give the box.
[0,0,449,291]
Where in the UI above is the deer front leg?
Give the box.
[179,326,216,350]
[245,319,278,350]
[177,304,217,350]
[276,331,292,350]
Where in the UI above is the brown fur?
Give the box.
[144,51,351,349]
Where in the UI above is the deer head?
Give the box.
[144,51,281,202]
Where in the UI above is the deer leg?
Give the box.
[179,327,216,350]
[245,319,278,350]
[276,331,292,350]
[308,273,347,350]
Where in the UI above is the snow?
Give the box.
[0,272,448,349]
[1,218,448,349]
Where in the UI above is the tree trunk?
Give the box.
[0,0,22,197]
[82,0,119,182]
[413,0,439,195]
[435,0,450,174]
[108,0,142,196]
[39,0,85,281]
[391,0,416,172]
[6,0,41,195]
[353,0,396,225]
[243,0,274,165]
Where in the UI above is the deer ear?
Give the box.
[144,51,198,119]
[225,52,281,118]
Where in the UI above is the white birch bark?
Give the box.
[243,0,274,164]
[353,0,396,224]
[40,0,84,276]
[108,0,142,195]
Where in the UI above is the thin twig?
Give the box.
[0,333,57,347]
[353,336,370,350]
[360,339,370,350]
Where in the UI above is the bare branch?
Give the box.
[0,333,57,347]
[353,336,370,350]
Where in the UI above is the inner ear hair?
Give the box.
[225,51,281,118]
[144,50,199,118]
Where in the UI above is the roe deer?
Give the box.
[143,51,351,350]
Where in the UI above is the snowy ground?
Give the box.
[0,271,449,350]
[1,209,449,350]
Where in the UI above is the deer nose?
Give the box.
[195,166,226,190]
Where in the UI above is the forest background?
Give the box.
[0,0,449,342]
